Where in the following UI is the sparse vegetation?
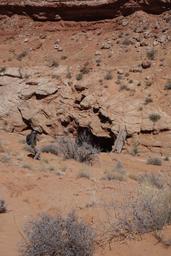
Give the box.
[130,142,139,156]
[0,67,6,73]
[80,62,91,75]
[46,57,59,68]
[16,50,28,61]
[104,172,126,181]
[119,84,129,91]
[104,186,171,241]
[76,72,83,81]
[61,55,68,60]
[0,199,6,213]
[147,157,162,166]
[164,155,169,161]
[0,140,5,153]
[122,37,132,46]
[66,66,72,79]
[146,48,156,60]
[20,212,95,256]
[103,161,127,181]
[22,164,32,170]
[104,71,113,80]
[42,136,99,163]
[0,153,11,163]
[95,58,101,66]
[149,113,161,123]
[78,169,90,179]
[136,173,166,189]
[144,96,153,105]
[164,79,171,90]
[154,231,171,247]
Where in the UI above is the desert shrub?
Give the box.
[149,113,161,123]
[66,66,72,79]
[104,71,113,80]
[20,212,95,256]
[42,137,99,163]
[80,62,91,75]
[0,67,6,73]
[22,164,32,170]
[154,231,171,247]
[164,156,169,161]
[76,129,93,146]
[130,143,139,156]
[78,169,90,179]
[146,48,156,60]
[104,172,126,181]
[16,50,28,61]
[0,153,11,163]
[76,73,83,81]
[147,157,162,166]
[61,55,68,60]
[122,37,132,46]
[164,79,171,90]
[50,60,59,68]
[41,144,60,155]
[104,186,171,241]
[137,173,165,189]
[0,199,6,213]
[103,161,127,181]
[144,96,153,105]
[127,187,171,233]
[119,84,129,91]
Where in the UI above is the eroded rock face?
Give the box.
[0,0,170,21]
[0,8,171,152]
[1,65,171,139]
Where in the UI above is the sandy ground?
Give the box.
[0,131,171,255]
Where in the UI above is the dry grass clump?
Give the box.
[42,137,99,163]
[80,62,91,75]
[66,66,72,79]
[103,186,171,242]
[164,79,171,90]
[16,50,28,61]
[130,142,139,156]
[0,153,11,163]
[154,231,171,247]
[20,212,95,256]
[104,71,113,80]
[76,72,83,81]
[146,47,156,60]
[136,173,166,189]
[149,113,161,123]
[0,199,6,213]
[78,169,90,179]
[103,161,127,181]
[147,157,162,166]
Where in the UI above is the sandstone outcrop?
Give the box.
[0,66,171,143]
[0,0,171,21]
[0,6,171,153]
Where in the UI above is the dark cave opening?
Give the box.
[76,127,115,152]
